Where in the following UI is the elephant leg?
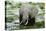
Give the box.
[27,15,32,26]
[19,14,23,25]
[27,14,35,26]
[19,14,23,23]
[29,17,35,26]
[31,17,35,25]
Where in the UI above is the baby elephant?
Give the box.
[19,3,38,26]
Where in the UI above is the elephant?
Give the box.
[19,3,38,26]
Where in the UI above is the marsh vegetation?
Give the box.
[5,1,45,31]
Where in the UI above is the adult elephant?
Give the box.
[19,3,38,26]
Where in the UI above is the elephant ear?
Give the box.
[31,6,38,18]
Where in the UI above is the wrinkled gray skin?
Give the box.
[19,4,38,25]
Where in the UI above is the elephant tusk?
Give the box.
[25,19,28,25]
[20,20,23,24]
